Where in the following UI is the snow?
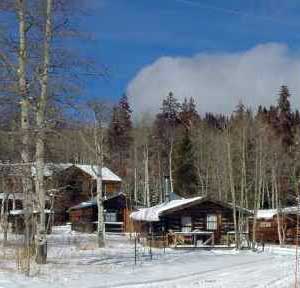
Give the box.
[68,193,126,211]
[77,165,122,182]
[0,193,24,200]
[68,199,96,210]
[31,163,121,182]
[283,206,300,214]
[9,209,53,215]
[256,207,300,219]
[0,225,298,288]
[256,209,277,219]
[130,196,203,222]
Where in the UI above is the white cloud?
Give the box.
[127,43,300,118]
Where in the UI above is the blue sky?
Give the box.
[78,0,300,108]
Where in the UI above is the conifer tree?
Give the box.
[108,94,133,177]
[277,85,293,148]
[174,130,199,197]
[153,92,181,197]
[179,97,200,129]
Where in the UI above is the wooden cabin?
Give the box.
[0,163,122,227]
[68,193,133,233]
[251,207,300,244]
[131,196,252,247]
[49,164,122,224]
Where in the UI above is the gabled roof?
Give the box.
[67,192,126,211]
[256,209,277,220]
[130,196,203,222]
[9,209,53,216]
[130,196,251,222]
[256,206,300,220]
[31,163,121,182]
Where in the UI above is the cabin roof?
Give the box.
[256,206,300,219]
[130,196,251,222]
[31,163,122,182]
[67,192,126,211]
[256,209,277,220]
[0,162,121,182]
[9,209,53,216]
[130,196,203,222]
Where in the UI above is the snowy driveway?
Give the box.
[0,231,296,288]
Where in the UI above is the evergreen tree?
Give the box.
[154,92,181,145]
[108,94,133,177]
[277,85,293,148]
[161,92,181,123]
[293,110,300,126]
[179,97,200,129]
[153,92,181,198]
[174,130,199,197]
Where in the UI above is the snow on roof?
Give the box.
[130,196,203,222]
[68,192,126,211]
[282,206,299,214]
[75,165,122,182]
[9,209,53,216]
[256,206,300,219]
[31,163,121,182]
[0,193,24,200]
[68,199,97,211]
[256,209,277,220]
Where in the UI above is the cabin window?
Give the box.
[206,214,218,230]
[105,212,117,222]
[259,222,272,228]
[181,216,192,232]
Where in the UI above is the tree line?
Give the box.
[1,84,300,214]
[1,0,300,262]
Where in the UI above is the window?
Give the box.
[259,222,272,228]
[181,216,192,232]
[206,215,218,230]
[105,212,117,222]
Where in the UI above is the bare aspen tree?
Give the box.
[35,0,53,264]
[144,143,150,207]
[168,139,174,195]
[0,177,8,246]
[95,124,105,248]
[272,162,284,246]
[157,151,163,203]
[236,125,246,238]
[133,144,138,203]
[252,129,264,248]
[85,102,111,248]
[17,1,34,271]
[226,129,239,249]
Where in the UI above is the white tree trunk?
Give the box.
[144,144,150,207]
[35,0,52,264]
[0,178,8,246]
[96,166,105,247]
[17,0,34,253]
[169,140,174,198]
[94,121,105,247]
[226,132,239,249]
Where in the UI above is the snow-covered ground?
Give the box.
[0,226,298,288]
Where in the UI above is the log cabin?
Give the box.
[251,207,300,244]
[0,163,122,227]
[131,196,252,247]
[46,164,122,224]
[68,193,134,233]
